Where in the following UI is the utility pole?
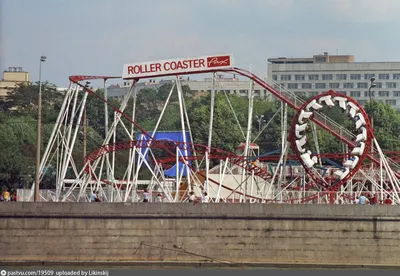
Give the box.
[104,79,110,180]
[368,77,376,170]
[34,56,46,202]
[83,108,87,161]
[255,115,265,133]
[83,82,90,162]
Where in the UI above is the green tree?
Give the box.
[187,93,246,153]
[364,100,400,151]
[0,115,36,188]
[1,82,63,123]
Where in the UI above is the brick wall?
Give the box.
[1,202,399,267]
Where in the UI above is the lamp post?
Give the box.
[368,77,376,103]
[34,55,46,202]
[368,77,376,129]
[255,115,266,133]
[368,77,376,171]
[83,81,90,161]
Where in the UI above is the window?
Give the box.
[343,83,354,89]
[322,74,333,80]
[378,91,389,97]
[225,90,230,93]
[350,91,361,97]
[379,74,390,80]
[350,74,361,80]
[315,83,326,89]
[337,91,347,96]
[336,74,347,80]
[357,83,368,89]
[301,83,312,89]
[295,75,305,81]
[329,83,340,89]
[239,89,248,94]
[358,100,366,106]
[364,91,375,97]
[288,83,298,89]
[309,92,318,97]
[315,56,327,63]
[308,74,319,80]
[393,74,400,80]
[393,91,400,97]
[387,82,397,88]
[375,82,383,88]
[272,75,278,81]
[254,90,260,94]
[364,74,375,80]
[281,75,291,81]
[274,84,285,89]
[386,100,396,105]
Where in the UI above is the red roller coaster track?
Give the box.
[289,91,372,191]
[84,140,272,180]
[69,65,400,197]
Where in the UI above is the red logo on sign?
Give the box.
[206,55,231,68]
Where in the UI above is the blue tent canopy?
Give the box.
[136,131,192,177]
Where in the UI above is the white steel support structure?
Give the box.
[205,73,216,197]
[31,57,400,205]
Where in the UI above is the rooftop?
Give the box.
[268,52,354,64]
[4,66,27,73]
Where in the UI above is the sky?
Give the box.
[1,0,400,88]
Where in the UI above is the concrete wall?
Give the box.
[1,202,400,268]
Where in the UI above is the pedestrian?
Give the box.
[370,194,378,205]
[359,193,369,205]
[142,189,150,202]
[90,191,97,202]
[2,189,10,202]
[353,196,359,205]
[188,191,195,203]
[95,191,102,202]
[201,192,209,203]
[384,195,393,205]
[155,193,163,203]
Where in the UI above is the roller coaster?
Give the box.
[31,54,400,204]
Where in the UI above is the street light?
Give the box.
[368,77,376,169]
[368,77,376,126]
[368,77,376,103]
[34,55,46,202]
[83,81,90,161]
[255,115,266,133]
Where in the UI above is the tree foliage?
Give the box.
[2,81,400,190]
[364,100,400,150]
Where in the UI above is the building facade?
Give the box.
[267,53,400,108]
[108,75,270,100]
[0,67,29,97]
[107,80,170,100]
[181,75,269,99]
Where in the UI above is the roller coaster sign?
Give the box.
[122,54,233,79]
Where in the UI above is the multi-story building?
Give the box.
[0,67,29,97]
[181,75,269,99]
[107,79,170,100]
[108,75,271,100]
[267,53,400,108]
